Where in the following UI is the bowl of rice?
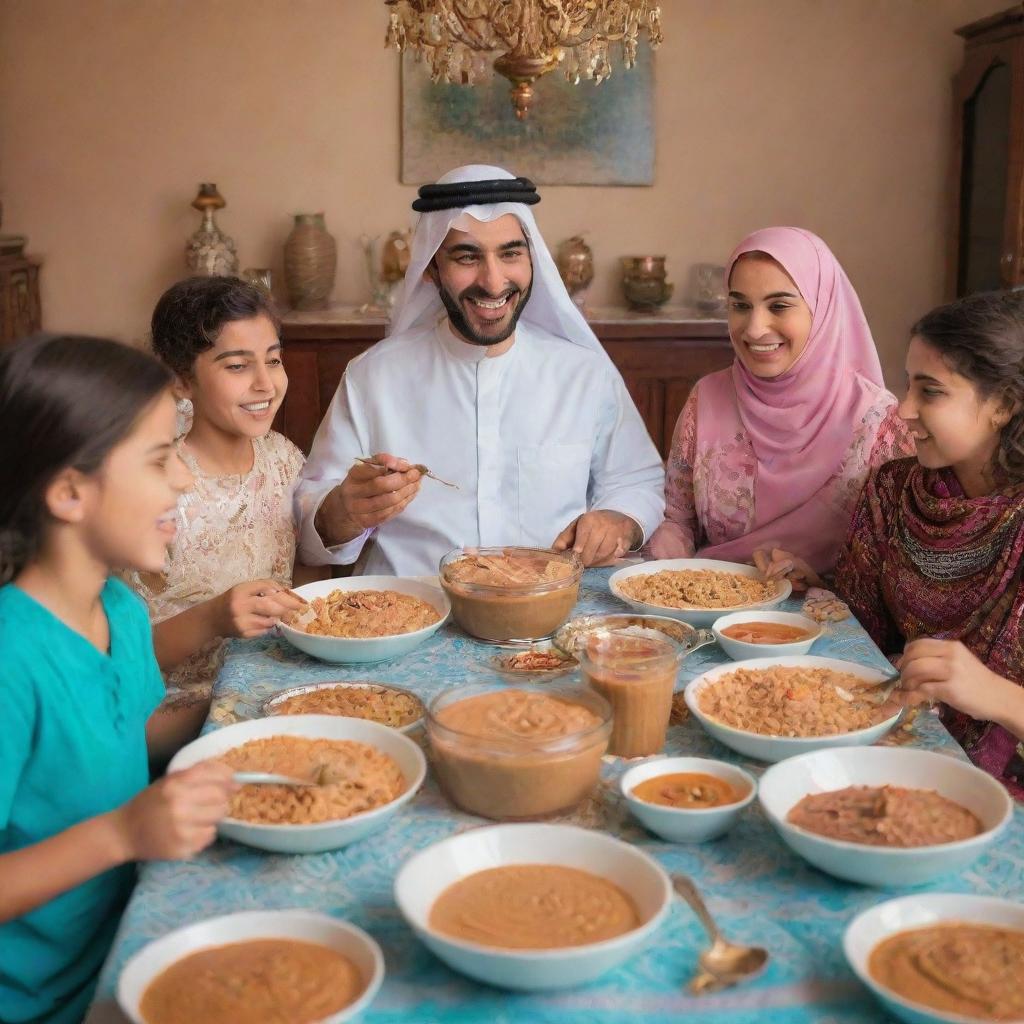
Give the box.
[167,715,427,854]
[609,559,790,627]
[262,681,425,733]
[278,577,450,664]
[684,655,902,763]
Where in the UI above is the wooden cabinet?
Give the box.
[0,255,42,344]
[276,305,732,458]
[949,6,1024,295]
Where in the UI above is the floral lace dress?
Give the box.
[126,431,304,709]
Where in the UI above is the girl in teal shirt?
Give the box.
[0,335,237,1023]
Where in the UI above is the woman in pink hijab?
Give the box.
[648,227,915,581]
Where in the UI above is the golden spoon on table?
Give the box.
[673,874,769,994]
[355,456,459,490]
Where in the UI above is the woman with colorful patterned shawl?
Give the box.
[647,227,914,580]
[836,290,1024,800]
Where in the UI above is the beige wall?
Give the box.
[0,0,1008,385]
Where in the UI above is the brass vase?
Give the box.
[622,255,674,311]
[284,213,337,310]
[556,235,594,309]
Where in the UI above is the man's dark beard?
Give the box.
[437,279,533,346]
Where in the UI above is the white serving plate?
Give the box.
[278,576,450,664]
[684,655,901,763]
[712,609,822,660]
[393,823,671,990]
[609,558,791,627]
[758,747,1012,887]
[117,910,383,1024]
[844,893,1024,1023]
[262,680,425,734]
[168,715,426,854]
[621,756,757,843]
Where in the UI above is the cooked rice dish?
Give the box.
[294,588,441,637]
[697,665,891,737]
[445,552,573,588]
[618,569,777,609]
[220,736,406,824]
[271,684,423,728]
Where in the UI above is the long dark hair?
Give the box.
[912,290,1024,482]
[151,275,279,377]
[0,334,172,582]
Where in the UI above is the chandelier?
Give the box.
[384,1,663,120]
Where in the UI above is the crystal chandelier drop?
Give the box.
[384,1,663,120]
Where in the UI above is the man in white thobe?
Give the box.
[295,164,664,577]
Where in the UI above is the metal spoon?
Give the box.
[233,771,319,787]
[672,874,768,994]
[355,456,459,490]
[833,671,901,706]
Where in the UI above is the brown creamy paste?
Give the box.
[431,689,607,819]
[632,771,745,809]
[443,553,579,641]
[720,622,814,644]
[787,785,983,847]
[869,923,1024,1021]
[430,865,640,949]
[139,938,364,1024]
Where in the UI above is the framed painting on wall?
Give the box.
[400,46,654,186]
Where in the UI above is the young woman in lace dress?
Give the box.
[647,227,915,585]
[835,291,1024,798]
[127,277,320,713]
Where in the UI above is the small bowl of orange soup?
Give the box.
[713,610,822,660]
[621,756,757,843]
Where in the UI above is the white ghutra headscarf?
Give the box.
[388,164,610,364]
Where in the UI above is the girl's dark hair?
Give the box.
[150,275,279,377]
[0,334,172,582]
[912,289,1024,482]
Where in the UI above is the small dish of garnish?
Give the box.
[480,643,578,681]
[713,610,822,660]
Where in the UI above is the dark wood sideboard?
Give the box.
[0,254,42,344]
[275,304,733,459]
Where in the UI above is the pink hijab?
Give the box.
[696,226,889,568]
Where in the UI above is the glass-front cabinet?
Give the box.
[949,6,1024,296]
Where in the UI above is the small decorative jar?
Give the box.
[556,235,595,309]
[185,184,239,277]
[622,255,674,311]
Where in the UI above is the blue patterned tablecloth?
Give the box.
[92,569,1023,1024]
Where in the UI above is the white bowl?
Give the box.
[844,893,1024,1023]
[278,576,450,664]
[712,610,822,660]
[393,823,671,990]
[168,715,426,854]
[684,655,901,763]
[609,558,791,627]
[621,756,757,843]
[117,909,383,1024]
[758,747,1012,887]
[261,680,425,734]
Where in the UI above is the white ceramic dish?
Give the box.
[712,610,822,660]
[168,715,426,854]
[278,576,450,664]
[621,756,757,843]
[261,680,425,734]
[393,823,671,990]
[684,655,901,763]
[117,909,384,1024]
[609,558,791,627]
[758,747,1012,887]
[844,893,1024,1023]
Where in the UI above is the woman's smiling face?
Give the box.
[899,335,1011,492]
[727,253,813,378]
